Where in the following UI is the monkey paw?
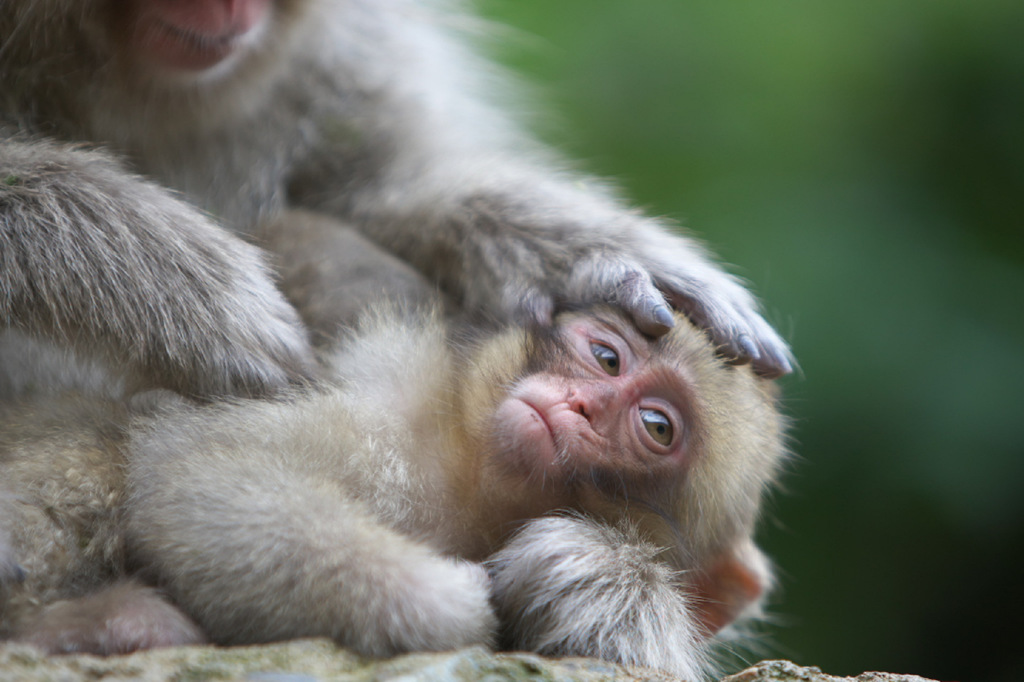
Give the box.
[182,246,322,397]
[121,223,323,399]
[344,555,497,657]
[487,515,708,680]
[656,267,794,379]
[564,239,794,379]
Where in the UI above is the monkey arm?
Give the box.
[0,139,317,398]
[253,210,440,346]
[487,515,708,680]
[292,12,790,376]
[296,100,791,377]
[124,403,497,656]
[379,176,792,378]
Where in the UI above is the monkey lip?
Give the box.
[141,20,245,71]
[495,398,562,472]
[132,0,272,73]
[520,399,555,439]
[507,397,597,471]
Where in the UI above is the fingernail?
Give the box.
[738,334,761,360]
[654,304,675,329]
[774,352,794,376]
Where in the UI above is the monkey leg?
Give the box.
[13,580,205,655]
[125,435,496,656]
[487,515,708,680]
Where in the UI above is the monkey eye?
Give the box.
[639,408,673,446]
[590,343,621,376]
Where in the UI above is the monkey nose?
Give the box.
[567,385,614,425]
[568,390,590,420]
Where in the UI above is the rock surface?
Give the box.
[0,640,677,682]
[721,660,940,682]
[0,640,940,682]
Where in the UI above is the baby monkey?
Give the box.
[0,295,786,679]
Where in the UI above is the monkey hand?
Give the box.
[486,515,708,680]
[360,554,498,656]
[150,231,321,398]
[451,191,793,378]
[0,141,319,397]
[558,228,794,379]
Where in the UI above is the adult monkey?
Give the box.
[0,0,792,403]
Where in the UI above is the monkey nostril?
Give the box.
[567,390,590,420]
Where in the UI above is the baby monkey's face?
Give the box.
[469,304,781,569]
[491,309,697,490]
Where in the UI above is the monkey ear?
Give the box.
[690,539,771,637]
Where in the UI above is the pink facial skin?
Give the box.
[127,0,271,72]
[493,316,691,483]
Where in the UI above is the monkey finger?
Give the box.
[563,257,676,337]
[612,270,677,337]
[656,276,794,378]
[736,334,763,363]
[725,314,794,379]
[750,337,795,379]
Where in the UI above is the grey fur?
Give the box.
[0,0,792,399]
[0,141,317,398]
[254,210,442,348]
[0,394,134,637]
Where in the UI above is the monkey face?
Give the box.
[490,310,695,493]
[472,306,784,564]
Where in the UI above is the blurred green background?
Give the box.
[476,1,1024,680]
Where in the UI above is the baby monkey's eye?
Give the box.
[640,408,673,446]
[590,343,620,376]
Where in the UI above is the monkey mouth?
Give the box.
[521,400,556,438]
[518,399,558,446]
[494,397,561,474]
[131,7,270,75]
[128,0,273,73]
[144,20,244,71]
[516,399,596,472]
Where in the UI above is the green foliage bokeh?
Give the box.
[476,1,1024,680]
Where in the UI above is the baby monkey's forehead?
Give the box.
[555,307,712,351]
[654,312,719,356]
